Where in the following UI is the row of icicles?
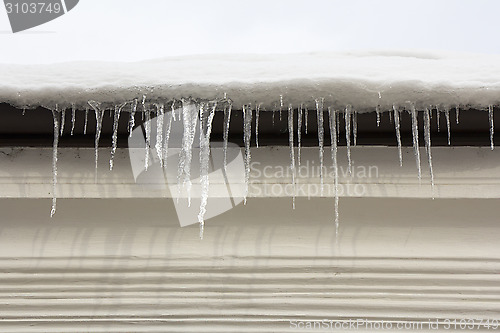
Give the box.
[48,97,496,239]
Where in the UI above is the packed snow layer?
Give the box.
[2,51,500,110]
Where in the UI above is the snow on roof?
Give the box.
[1,51,500,111]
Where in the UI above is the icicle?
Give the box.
[328,107,339,237]
[424,108,434,188]
[436,107,441,132]
[83,108,88,135]
[255,104,260,148]
[272,110,276,127]
[393,105,403,167]
[144,106,151,171]
[305,107,309,134]
[243,105,252,204]
[489,105,495,150]
[198,102,216,239]
[344,105,352,175]
[88,101,104,182]
[353,110,358,146]
[297,104,302,166]
[171,100,177,121]
[70,104,76,136]
[22,108,26,116]
[128,98,137,137]
[445,107,451,145]
[110,102,126,171]
[222,103,232,173]
[162,108,173,171]
[155,104,164,167]
[60,108,65,136]
[177,100,199,206]
[410,104,422,180]
[336,110,340,143]
[389,109,393,124]
[376,105,381,127]
[279,95,283,121]
[316,99,325,195]
[50,107,60,217]
[456,105,460,125]
[288,105,296,209]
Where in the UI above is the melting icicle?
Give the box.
[198,102,216,239]
[110,102,126,171]
[255,104,260,148]
[288,105,296,209]
[410,104,422,180]
[272,110,276,127]
[50,108,60,217]
[60,108,65,136]
[489,105,495,150]
[279,95,283,121]
[389,109,393,124]
[305,107,309,134]
[328,107,339,237]
[353,110,358,146]
[456,105,460,125]
[155,104,164,167]
[243,105,252,204]
[424,108,434,188]
[171,100,177,121]
[436,107,441,132]
[162,109,173,171]
[344,105,352,175]
[70,104,76,136]
[83,108,88,135]
[128,98,138,137]
[376,105,381,127]
[88,100,104,182]
[316,99,325,195]
[222,103,232,173]
[297,104,302,166]
[393,105,403,167]
[445,107,451,145]
[144,106,151,171]
[336,110,340,143]
[178,100,199,206]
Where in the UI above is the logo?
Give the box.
[128,105,245,227]
[4,0,78,33]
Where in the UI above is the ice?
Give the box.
[222,103,232,173]
[297,104,302,166]
[155,104,164,167]
[344,104,352,175]
[489,105,495,150]
[316,99,325,195]
[272,110,276,127]
[376,105,381,127]
[50,107,60,217]
[83,107,88,135]
[162,108,173,171]
[353,109,358,146]
[456,105,460,124]
[436,106,441,132]
[288,105,296,209]
[255,104,260,148]
[279,95,283,121]
[389,109,393,124]
[243,105,252,204]
[424,108,434,188]
[110,102,126,171]
[410,104,422,180]
[171,100,177,121]
[70,104,76,136]
[305,107,309,134]
[60,108,65,136]
[336,110,340,143]
[198,101,216,240]
[328,107,339,237]
[393,105,403,167]
[88,100,104,182]
[177,100,199,207]
[128,98,138,137]
[143,99,151,171]
[445,107,451,145]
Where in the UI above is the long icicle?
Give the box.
[223,103,232,173]
[456,105,460,125]
[178,100,198,206]
[376,105,381,127]
[305,107,309,134]
[50,107,60,217]
[436,106,441,133]
[393,105,403,166]
[353,109,358,146]
[128,98,138,137]
[316,99,325,195]
[489,105,495,150]
[88,101,104,183]
[110,102,126,171]
[144,103,151,171]
[445,107,451,145]
[83,107,88,135]
[410,104,422,180]
[345,105,352,175]
[155,104,164,167]
[328,107,339,238]
[297,104,302,166]
[60,108,65,136]
[198,102,216,239]
[70,104,76,136]
[243,105,252,204]
[255,104,260,148]
[162,108,173,172]
[288,105,296,209]
[424,108,434,188]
